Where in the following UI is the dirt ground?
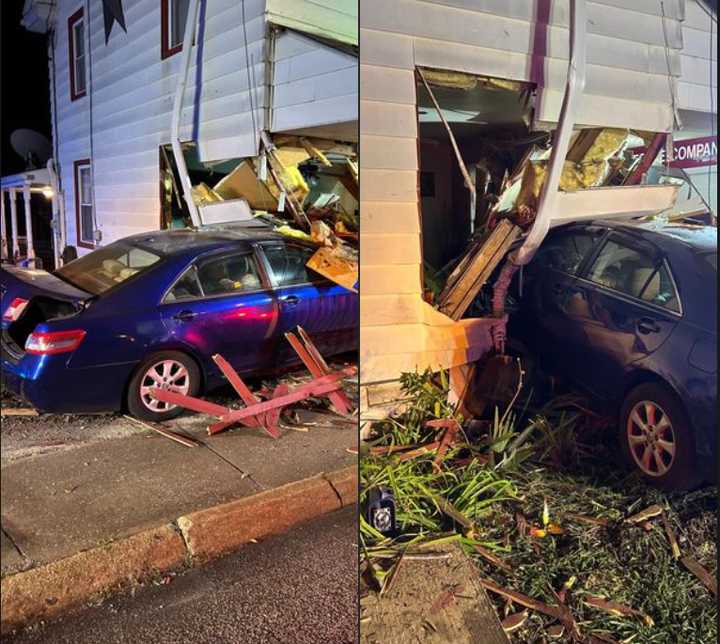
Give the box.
[361,544,508,644]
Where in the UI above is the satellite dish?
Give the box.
[10,129,53,170]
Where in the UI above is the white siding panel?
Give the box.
[678,2,716,112]
[270,31,358,135]
[266,0,357,46]
[362,0,684,55]
[424,0,685,24]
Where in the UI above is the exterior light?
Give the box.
[42,188,54,199]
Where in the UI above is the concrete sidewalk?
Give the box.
[1,410,356,575]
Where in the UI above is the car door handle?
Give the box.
[637,318,661,334]
[173,310,197,322]
[280,295,299,307]
[552,283,564,295]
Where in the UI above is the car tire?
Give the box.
[619,382,702,491]
[127,351,201,422]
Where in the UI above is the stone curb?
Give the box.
[0,465,358,635]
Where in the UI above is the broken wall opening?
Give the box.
[416,67,670,320]
[416,69,538,300]
[159,137,358,233]
[159,135,359,291]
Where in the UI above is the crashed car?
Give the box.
[509,220,717,490]
[1,227,357,421]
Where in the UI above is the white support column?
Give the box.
[9,189,19,260]
[22,184,36,265]
[0,189,7,260]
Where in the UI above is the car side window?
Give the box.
[165,265,203,302]
[262,243,322,287]
[586,239,677,308]
[638,263,680,313]
[533,233,595,275]
[196,253,263,296]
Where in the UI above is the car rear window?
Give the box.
[56,243,161,295]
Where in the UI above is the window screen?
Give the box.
[75,162,94,245]
[73,20,86,93]
[170,0,190,48]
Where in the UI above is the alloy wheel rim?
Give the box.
[626,400,676,477]
[139,359,190,412]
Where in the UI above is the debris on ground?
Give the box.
[150,327,356,438]
[123,416,201,448]
[0,408,39,417]
[360,370,717,644]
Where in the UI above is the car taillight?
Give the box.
[25,330,87,355]
[3,298,29,321]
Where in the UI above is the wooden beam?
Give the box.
[438,219,521,320]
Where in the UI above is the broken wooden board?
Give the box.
[438,218,521,321]
[360,543,508,644]
[0,408,39,417]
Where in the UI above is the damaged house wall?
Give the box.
[359,0,687,398]
[34,0,358,254]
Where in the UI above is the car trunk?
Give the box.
[0,266,90,356]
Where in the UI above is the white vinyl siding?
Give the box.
[271,30,358,139]
[266,0,358,46]
[51,0,269,251]
[678,1,717,113]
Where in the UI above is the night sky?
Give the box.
[1,0,51,177]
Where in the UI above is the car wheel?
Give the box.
[619,382,701,491]
[127,351,200,421]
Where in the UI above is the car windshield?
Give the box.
[55,242,162,295]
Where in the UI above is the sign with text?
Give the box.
[669,136,717,169]
[630,136,717,170]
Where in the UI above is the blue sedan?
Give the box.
[509,220,716,490]
[1,226,357,421]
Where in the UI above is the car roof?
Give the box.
[121,224,285,257]
[565,219,717,254]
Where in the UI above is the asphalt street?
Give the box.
[4,507,358,644]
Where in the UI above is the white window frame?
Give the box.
[68,8,87,100]
[74,160,95,248]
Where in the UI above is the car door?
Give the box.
[514,226,603,375]
[159,248,278,376]
[567,233,681,399]
[257,241,357,364]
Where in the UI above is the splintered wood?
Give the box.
[438,218,521,320]
[149,326,355,437]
